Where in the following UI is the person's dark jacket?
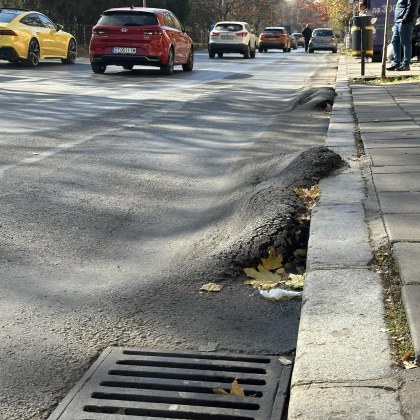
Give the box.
[394,0,419,23]
[302,27,312,40]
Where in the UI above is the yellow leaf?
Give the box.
[213,387,229,395]
[230,379,245,397]
[261,248,283,271]
[200,283,222,292]
[244,279,281,290]
[244,265,283,284]
[285,274,306,289]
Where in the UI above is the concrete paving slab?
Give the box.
[373,173,420,192]
[401,285,420,363]
[397,368,420,417]
[359,121,419,132]
[384,214,420,242]
[326,145,357,160]
[357,114,411,123]
[372,165,420,174]
[364,139,420,149]
[307,204,372,270]
[378,192,420,214]
[360,130,419,141]
[293,269,392,383]
[288,385,404,420]
[368,148,420,166]
[393,242,420,286]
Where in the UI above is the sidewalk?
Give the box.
[288,56,420,418]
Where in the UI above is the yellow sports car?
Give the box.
[0,8,77,66]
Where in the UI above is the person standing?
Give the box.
[302,24,312,53]
[386,0,419,71]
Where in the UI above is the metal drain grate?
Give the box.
[49,347,292,420]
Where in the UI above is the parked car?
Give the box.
[208,21,258,59]
[0,8,76,66]
[292,33,304,47]
[308,28,338,53]
[258,27,291,52]
[89,7,194,75]
[290,35,297,49]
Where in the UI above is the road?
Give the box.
[0,49,339,419]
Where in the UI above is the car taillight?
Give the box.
[143,29,162,36]
[236,31,248,37]
[210,31,220,36]
[92,28,107,35]
[0,29,17,36]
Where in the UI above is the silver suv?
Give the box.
[308,28,338,53]
[208,21,258,59]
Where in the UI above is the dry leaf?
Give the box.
[230,379,245,397]
[401,350,414,361]
[402,361,418,370]
[213,387,229,395]
[200,283,222,292]
[285,274,306,289]
[261,248,283,271]
[294,185,320,208]
[244,265,282,283]
[244,279,281,290]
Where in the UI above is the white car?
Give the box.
[208,21,258,59]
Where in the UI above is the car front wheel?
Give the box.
[182,48,194,71]
[62,38,77,64]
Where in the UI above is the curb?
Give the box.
[288,56,403,419]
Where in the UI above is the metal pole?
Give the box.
[361,28,365,76]
[381,0,392,78]
[143,0,146,7]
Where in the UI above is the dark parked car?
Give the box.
[89,7,194,75]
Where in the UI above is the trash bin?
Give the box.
[351,15,374,57]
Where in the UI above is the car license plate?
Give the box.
[221,35,234,40]
[268,37,277,40]
[112,47,136,54]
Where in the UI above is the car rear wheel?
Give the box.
[250,47,256,58]
[91,63,106,74]
[25,39,40,67]
[62,39,77,64]
[182,48,194,71]
[160,48,174,75]
[217,52,223,58]
[123,65,134,70]
[243,45,250,59]
[209,51,215,59]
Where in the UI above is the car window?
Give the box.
[38,14,56,29]
[313,29,333,36]
[169,13,182,31]
[20,13,45,27]
[215,23,243,32]
[163,12,174,28]
[97,11,158,26]
[263,28,284,34]
[0,10,21,23]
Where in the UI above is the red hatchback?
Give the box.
[89,7,194,75]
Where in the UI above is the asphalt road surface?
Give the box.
[0,49,339,419]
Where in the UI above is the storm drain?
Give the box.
[49,347,292,420]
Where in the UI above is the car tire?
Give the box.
[217,52,223,58]
[332,48,337,53]
[182,48,194,71]
[309,49,314,53]
[264,48,268,52]
[160,47,174,75]
[25,38,40,67]
[283,47,288,53]
[250,47,256,58]
[61,38,77,64]
[209,51,215,59]
[123,65,134,70]
[91,63,106,74]
[243,45,250,59]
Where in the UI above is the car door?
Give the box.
[163,12,187,63]
[20,13,52,56]
[38,14,67,57]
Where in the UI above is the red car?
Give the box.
[89,7,194,75]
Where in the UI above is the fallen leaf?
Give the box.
[213,387,229,395]
[230,379,245,397]
[401,350,414,361]
[244,279,281,290]
[285,274,306,289]
[261,248,283,270]
[200,283,222,292]
[402,360,418,370]
[259,288,302,301]
[244,265,282,283]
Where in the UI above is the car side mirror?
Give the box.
[56,24,63,32]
